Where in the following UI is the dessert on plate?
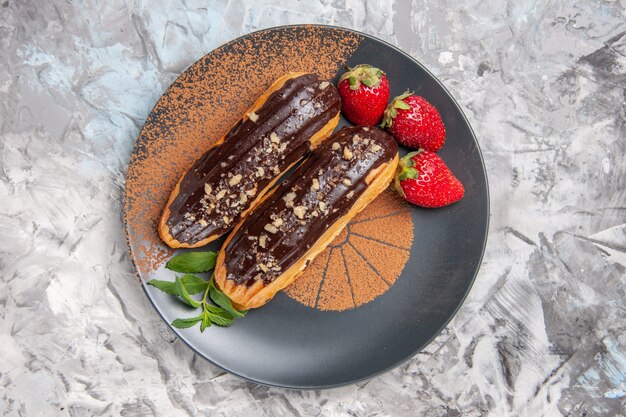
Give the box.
[214,126,399,309]
[159,72,341,248]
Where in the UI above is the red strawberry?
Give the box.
[394,150,464,208]
[337,64,390,126]
[381,92,446,151]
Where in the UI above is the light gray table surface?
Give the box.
[1,1,624,416]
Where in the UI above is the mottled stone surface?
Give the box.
[1,1,625,416]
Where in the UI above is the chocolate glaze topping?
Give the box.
[224,126,398,287]
[165,74,340,245]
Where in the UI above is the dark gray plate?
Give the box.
[125,25,489,389]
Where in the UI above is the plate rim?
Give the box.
[123,23,490,390]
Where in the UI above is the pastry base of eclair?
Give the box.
[214,153,399,310]
[158,72,340,249]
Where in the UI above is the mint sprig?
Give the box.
[147,250,246,332]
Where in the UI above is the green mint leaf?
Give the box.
[200,308,212,332]
[205,304,235,327]
[146,274,207,296]
[166,251,217,273]
[146,279,178,295]
[209,279,247,318]
[175,276,201,308]
[179,274,209,294]
[171,316,202,329]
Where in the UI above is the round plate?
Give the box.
[124,25,489,389]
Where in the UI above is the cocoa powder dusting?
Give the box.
[284,190,414,311]
[124,26,361,276]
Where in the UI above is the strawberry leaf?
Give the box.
[401,151,422,167]
[394,100,411,110]
[401,167,419,180]
[361,77,375,87]
[348,76,358,90]
[340,64,384,90]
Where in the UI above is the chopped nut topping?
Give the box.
[318,201,326,211]
[248,235,257,240]
[272,218,284,227]
[371,144,382,152]
[300,98,308,106]
[204,184,212,195]
[220,161,227,168]
[332,142,340,151]
[283,192,297,203]
[319,81,330,90]
[346,191,355,199]
[265,147,272,154]
[215,189,227,200]
[343,147,353,160]
[311,178,320,191]
[278,142,287,153]
[311,210,319,217]
[198,219,208,227]
[248,111,259,122]
[229,193,237,199]
[245,187,257,197]
[223,216,230,224]
[270,132,280,143]
[363,127,370,131]
[264,224,278,234]
[256,167,265,177]
[259,235,267,248]
[272,165,280,175]
[229,174,242,186]
[240,192,248,204]
[293,206,307,219]
[318,169,324,176]
[343,178,352,186]
[259,263,269,272]
[353,135,361,144]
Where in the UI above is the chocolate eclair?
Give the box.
[214,126,399,309]
[159,72,341,248]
